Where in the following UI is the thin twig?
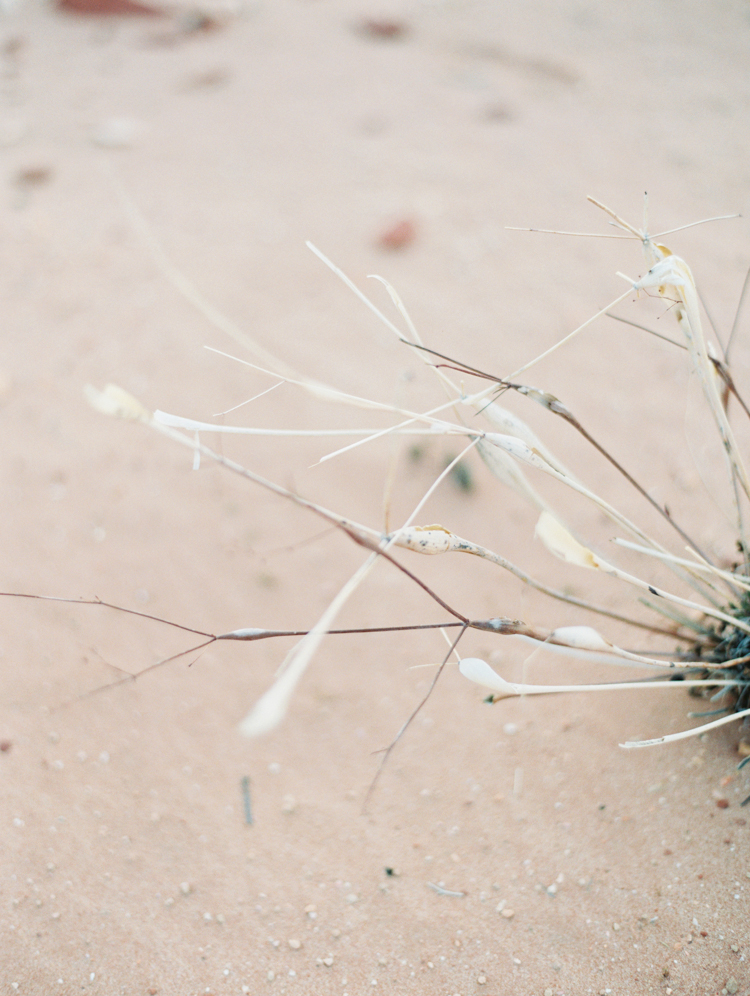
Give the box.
[363,623,468,814]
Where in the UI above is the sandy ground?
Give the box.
[1,0,750,993]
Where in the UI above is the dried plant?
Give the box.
[19,195,750,800]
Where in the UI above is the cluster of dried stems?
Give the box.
[11,195,750,801]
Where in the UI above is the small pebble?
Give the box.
[726,980,739,995]
[477,976,487,985]
[358,18,408,39]
[501,908,515,919]
[281,794,297,814]
[288,939,301,950]
[377,218,416,251]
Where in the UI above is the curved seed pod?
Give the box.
[85,383,151,422]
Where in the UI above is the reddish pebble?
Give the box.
[377,219,416,250]
[57,0,163,15]
[359,19,408,39]
[0,740,11,753]
[716,798,730,809]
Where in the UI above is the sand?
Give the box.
[1,1,749,993]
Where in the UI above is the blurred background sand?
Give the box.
[1,1,749,992]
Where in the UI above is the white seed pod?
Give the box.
[535,511,607,570]
[549,626,612,652]
[458,658,518,698]
[85,384,151,422]
[391,525,455,555]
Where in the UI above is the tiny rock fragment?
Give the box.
[288,938,301,950]
[477,976,487,985]
[0,740,11,753]
[484,102,513,122]
[357,18,408,39]
[738,740,750,758]
[322,956,334,967]
[57,0,163,13]
[501,907,515,919]
[180,882,191,895]
[377,218,416,251]
[726,979,739,995]
[15,165,52,187]
[345,893,359,904]
[281,794,297,814]
[716,798,730,809]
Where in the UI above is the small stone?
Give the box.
[726,979,739,995]
[322,957,334,967]
[545,990,554,996]
[345,893,359,904]
[716,798,730,809]
[501,908,515,919]
[477,976,487,985]
[377,218,416,251]
[288,939,301,950]
[180,882,191,895]
[267,970,275,981]
[281,794,297,814]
